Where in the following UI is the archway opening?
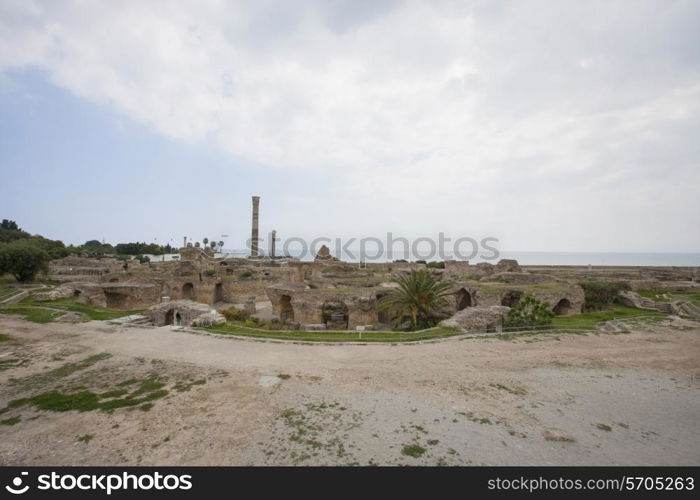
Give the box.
[501,290,523,307]
[165,309,174,325]
[280,294,295,323]
[73,290,81,297]
[376,292,391,325]
[322,300,349,330]
[105,292,128,309]
[182,283,194,300]
[214,283,224,303]
[456,288,472,310]
[553,298,572,316]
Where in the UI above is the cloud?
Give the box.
[1,0,699,250]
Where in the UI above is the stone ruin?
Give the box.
[32,196,699,331]
[144,300,225,327]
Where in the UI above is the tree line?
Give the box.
[0,219,176,282]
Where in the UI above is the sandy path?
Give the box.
[0,315,699,465]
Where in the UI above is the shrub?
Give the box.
[378,269,453,330]
[239,271,253,280]
[219,307,249,322]
[203,269,216,277]
[0,243,50,282]
[504,295,553,329]
[135,255,150,264]
[579,279,630,309]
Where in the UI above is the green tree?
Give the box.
[504,295,553,329]
[378,270,453,330]
[579,279,630,309]
[1,219,20,230]
[0,243,50,282]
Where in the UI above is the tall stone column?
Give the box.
[251,196,260,257]
[270,229,277,258]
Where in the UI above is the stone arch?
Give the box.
[279,294,295,323]
[165,309,182,326]
[553,298,572,316]
[322,300,349,330]
[501,290,523,307]
[73,290,81,297]
[182,283,194,300]
[375,292,391,325]
[104,292,128,309]
[456,288,472,310]
[214,283,224,303]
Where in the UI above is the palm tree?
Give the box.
[378,269,453,330]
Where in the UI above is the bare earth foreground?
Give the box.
[1,315,699,466]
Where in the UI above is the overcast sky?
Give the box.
[1,0,699,253]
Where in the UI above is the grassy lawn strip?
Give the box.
[637,290,700,307]
[0,287,22,301]
[0,306,65,323]
[0,297,143,323]
[551,304,666,330]
[203,324,462,343]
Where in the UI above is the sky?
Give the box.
[1,0,699,254]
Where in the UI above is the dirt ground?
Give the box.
[0,314,699,466]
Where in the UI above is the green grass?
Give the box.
[0,287,22,301]
[9,353,111,388]
[401,444,426,458]
[203,324,462,343]
[551,304,665,330]
[5,377,169,414]
[0,297,143,323]
[0,306,65,323]
[638,290,700,307]
[0,416,21,426]
[0,333,11,342]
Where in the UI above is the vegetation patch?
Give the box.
[401,444,426,458]
[594,423,613,432]
[10,353,112,389]
[491,383,527,396]
[505,295,553,329]
[0,306,65,323]
[0,333,11,342]
[5,377,169,414]
[77,434,94,444]
[173,379,206,392]
[580,279,630,309]
[0,287,22,301]
[266,401,363,465]
[205,323,460,343]
[551,305,665,330]
[0,357,29,371]
[14,297,143,322]
[0,416,21,426]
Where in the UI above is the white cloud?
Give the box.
[1,0,699,251]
